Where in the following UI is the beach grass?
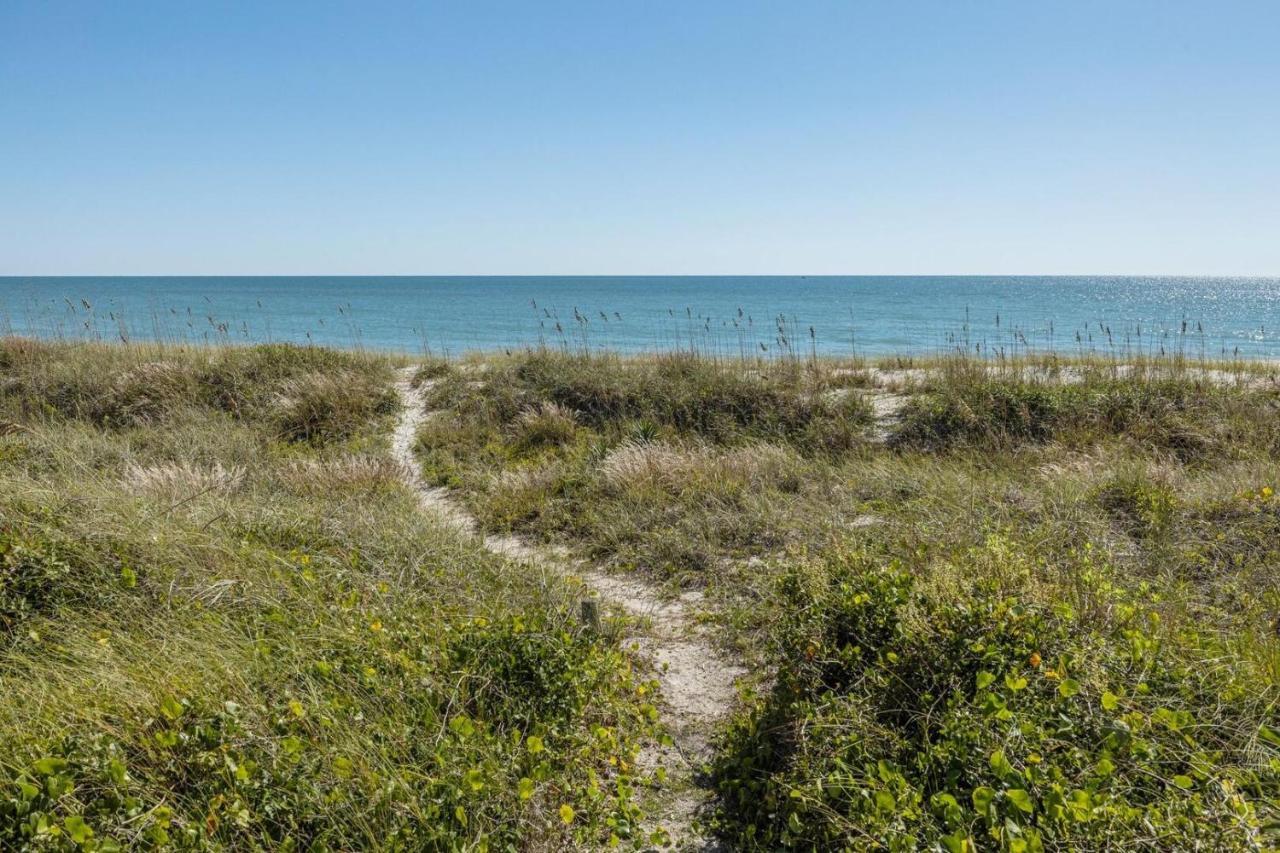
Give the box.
[0,340,658,850]
[411,347,1280,850]
[2,338,1278,850]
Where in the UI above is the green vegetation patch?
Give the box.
[407,350,1280,848]
[892,375,1280,458]
[715,545,1280,850]
[0,342,660,850]
[425,350,873,451]
[0,340,397,442]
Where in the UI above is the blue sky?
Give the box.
[2,1,1277,275]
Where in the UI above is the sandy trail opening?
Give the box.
[392,367,744,850]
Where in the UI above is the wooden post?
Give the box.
[580,599,600,633]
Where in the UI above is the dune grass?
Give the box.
[411,348,1280,850]
[0,341,659,851]
[4,340,1278,850]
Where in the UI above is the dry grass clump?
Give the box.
[488,463,563,496]
[513,401,579,448]
[273,370,399,443]
[0,351,204,427]
[106,360,203,425]
[277,453,407,495]
[480,463,569,527]
[123,460,246,497]
[600,440,800,494]
[598,441,687,491]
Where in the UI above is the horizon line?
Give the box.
[3,273,1279,280]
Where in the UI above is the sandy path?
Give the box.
[392,367,744,850]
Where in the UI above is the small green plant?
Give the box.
[1096,470,1178,538]
[0,533,73,637]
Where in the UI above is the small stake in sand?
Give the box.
[580,598,601,632]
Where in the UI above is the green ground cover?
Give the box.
[0,341,657,851]
[413,349,1280,850]
[4,341,1278,850]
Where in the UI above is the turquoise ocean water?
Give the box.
[1,276,1277,359]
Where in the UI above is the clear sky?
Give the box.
[2,1,1278,275]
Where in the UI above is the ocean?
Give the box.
[1,276,1278,359]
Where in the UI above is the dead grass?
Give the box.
[123,460,246,496]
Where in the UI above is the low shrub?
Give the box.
[0,532,74,638]
[892,382,1069,448]
[714,548,1280,849]
[891,378,1277,458]
[1096,470,1178,539]
[272,371,398,444]
[431,350,873,451]
[0,614,656,850]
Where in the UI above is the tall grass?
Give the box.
[5,336,1279,849]
[0,340,660,850]
[407,346,1280,848]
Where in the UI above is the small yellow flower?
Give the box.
[369,619,383,633]
[559,803,575,824]
[1263,486,1274,499]
[1043,669,1060,680]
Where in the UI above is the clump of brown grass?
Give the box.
[274,370,398,443]
[106,360,203,425]
[600,440,800,494]
[488,463,562,496]
[278,454,407,495]
[512,401,579,448]
[124,460,245,496]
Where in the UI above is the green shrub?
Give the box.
[714,549,1279,850]
[433,350,873,450]
[1096,471,1178,538]
[892,382,1069,449]
[891,378,1277,458]
[0,533,73,637]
